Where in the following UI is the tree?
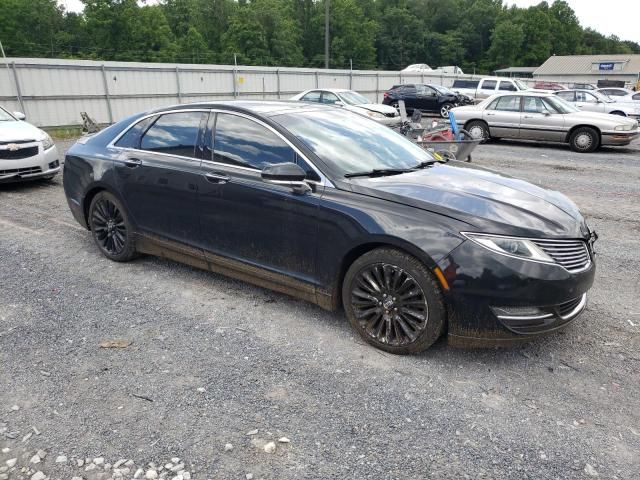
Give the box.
[487,21,525,69]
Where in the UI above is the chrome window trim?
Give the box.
[107,107,334,188]
[461,232,592,274]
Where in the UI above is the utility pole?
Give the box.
[324,0,330,69]
[0,40,16,103]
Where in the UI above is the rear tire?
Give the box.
[88,191,137,262]
[569,126,599,153]
[465,120,490,143]
[342,248,446,355]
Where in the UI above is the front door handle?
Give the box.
[523,115,534,118]
[124,157,142,168]
[486,112,496,116]
[204,172,230,184]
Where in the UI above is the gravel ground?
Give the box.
[1,136,639,480]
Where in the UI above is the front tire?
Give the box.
[440,102,454,118]
[569,127,599,153]
[342,248,446,354]
[88,191,137,262]
[465,120,490,143]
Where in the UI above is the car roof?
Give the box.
[150,100,331,118]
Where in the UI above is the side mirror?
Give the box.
[261,162,311,195]
[13,111,26,120]
[334,101,345,107]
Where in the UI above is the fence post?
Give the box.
[376,72,379,103]
[262,77,266,99]
[315,70,319,88]
[175,66,182,104]
[349,59,353,89]
[100,64,113,124]
[10,62,25,115]
[421,72,424,85]
[276,69,281,99]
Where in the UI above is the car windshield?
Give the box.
[339,91,371,106]
[543,96,580,114]
[0,107,16,122]
[591,91,614,103]
[514,80,529,90]
[430,85,450,94]
[273,109,435,177]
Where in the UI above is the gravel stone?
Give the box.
[263,441,276,453]
[5,459,17,468]
[30,472,46,480]
[55,455,68,463]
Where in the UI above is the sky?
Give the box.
[58,0,639,44]
[506,0,640,43]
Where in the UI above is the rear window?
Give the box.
[452,80,479,89]
[481,80,497,90]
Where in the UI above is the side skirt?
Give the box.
[134,233,335,311]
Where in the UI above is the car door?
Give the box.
[477,79,498,99]
[519,96,566,142]
[575,91,604,113]
[398,85,418,110]
[114,110,206,243]
[198,110,322,284]
[483,96,522,138]
[416,85,438,112]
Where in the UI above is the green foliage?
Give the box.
[0,0,638,71]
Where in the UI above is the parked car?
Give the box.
[451,77,544,101]
[451,92,638,152]
[0,106,60,183]
[572,83,597,90]
[401,64,432,73]
[63,101,597,353]
[534,81,567,91]
[435,66,464,75]
[290,89,400,126]
[382,84,464,118]
[554,89,640,119]
[597,88,640,104]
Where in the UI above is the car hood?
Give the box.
[349,104,397,115]
[0,120,44,142]
[567,110,638,127]
[348,162,587,238]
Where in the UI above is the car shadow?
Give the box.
[0,177,59,192]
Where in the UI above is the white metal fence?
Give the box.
[0,57,537,127]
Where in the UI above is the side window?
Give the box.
[499,81,517,91]
[296,154,320,182]
[214,113,296,170]
[481,80,497,90]
[633,93,640,101]
[140,111,203,158]
[486,98,500,110]
[493,96,521,112]
[115,117,153,149]
[321,92,340,105]
[576,92,597,103]
[302,91,321,102]
[605,89,625,97]
[402,86,417,96]
[556,91,575,102]
[523,97,549,114]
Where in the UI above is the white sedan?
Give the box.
[1,106,60,183]
[597,88,640,104]
[554,89,640,119]
[290,89,401,126]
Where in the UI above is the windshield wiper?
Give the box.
[344,168,413,178]
[413,160,441,169]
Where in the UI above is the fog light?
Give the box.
[49,160,59,169]
[491,306,553,320]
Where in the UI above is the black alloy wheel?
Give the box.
[89,191,137,261]
[343,248,445,354]
[440,102,454,118]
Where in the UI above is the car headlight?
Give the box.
[40,131,54,150]
[365,110,386,119]
[462,233,553,263]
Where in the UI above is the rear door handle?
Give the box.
[204,172,230,184]
[124,157,142,168]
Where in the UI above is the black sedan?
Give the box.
[63,101,596,354]
[383,83,472,118]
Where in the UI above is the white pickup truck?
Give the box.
[451,77,547,102]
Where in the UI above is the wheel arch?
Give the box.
[565,124,601,143]
[463,118,488,130]
[82,183,125,230]
[333,236,441,311]
[608,110,627,116]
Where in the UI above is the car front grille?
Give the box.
[0,146,39,160]
[0,166,42,176]
[0,139,36,145]
[531,239,591,272]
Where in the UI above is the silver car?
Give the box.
[554,89,640,119]
[451,92,639,153]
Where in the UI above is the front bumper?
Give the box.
[0,143,61,183]
[437,238,596,347]
[601,129,639,146]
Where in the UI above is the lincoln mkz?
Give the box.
[63,101,597,354]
